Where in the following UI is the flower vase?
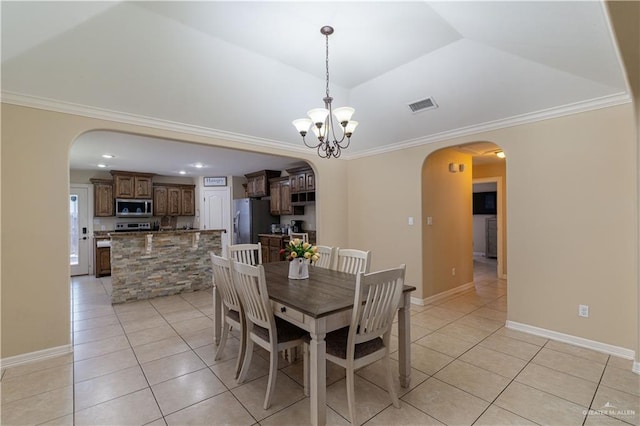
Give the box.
[288,258,310,280]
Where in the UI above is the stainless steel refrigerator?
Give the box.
[232,198,277,244]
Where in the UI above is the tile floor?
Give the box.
[1,258,638,425]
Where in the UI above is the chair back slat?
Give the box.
[336,249,371,274]
[349,265,406,347]
[314,245,335,269]
[210,253,241,312]
[289,232,308,243]
[230,259,274,332]
[229,243,262,265]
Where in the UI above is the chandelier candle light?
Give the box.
[292,26,358,159]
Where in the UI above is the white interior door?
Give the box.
[70,186,90,276]
[202,187,231,251]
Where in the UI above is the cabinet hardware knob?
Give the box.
[280,307,286,313]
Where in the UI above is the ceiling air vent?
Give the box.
[408,97,438,113]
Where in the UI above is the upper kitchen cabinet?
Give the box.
[269,177,292,215]
[90,178,114,217]
[111,171,154,199]
[245,170,280,198]
[154,183,195,216]
[287,166,316,204]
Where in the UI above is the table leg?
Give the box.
[397,292,411,388]
[213,286,222,345]
[309,319,327,426]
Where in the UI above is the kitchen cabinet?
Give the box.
[91,178,114,217]
[245,170,280,198]
[259,234,289,263]
[269,177,292,215]
[95,238,111,277]
[153,184,195,216]
[111,171,154,199]
[287,166,316,204]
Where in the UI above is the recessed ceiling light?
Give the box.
[179,170,187,175]
[97,163,108,168]
[193,163,204,168]
[101,154,115,159]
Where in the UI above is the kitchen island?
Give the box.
[109,229,224,303]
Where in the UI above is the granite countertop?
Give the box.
[108,229,225,237]
[258,233,290,238]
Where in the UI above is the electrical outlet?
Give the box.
[427,217,433,225]
[408,217,414,225]
[452,267,456,276]
[578,304,589,318]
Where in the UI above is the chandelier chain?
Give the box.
[325,32,330,99]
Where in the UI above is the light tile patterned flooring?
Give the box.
[2,258,638,425]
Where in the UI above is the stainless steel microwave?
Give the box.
[115,198,153,217]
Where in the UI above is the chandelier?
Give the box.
[292,26,358,159]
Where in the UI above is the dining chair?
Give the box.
[210,253,246,379]
[289,232,308,243]
[229,259,309,410]
[313,245,336,269]
[335,248,371,274]
[228,243,262,265]
[324,264,406,426]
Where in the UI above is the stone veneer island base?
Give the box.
[109,229,224,303]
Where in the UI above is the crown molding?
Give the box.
[344,92,632,160]
[0,91,311,156]
[2,91,630,161]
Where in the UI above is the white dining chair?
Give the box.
[324,264,406,426]
[228,243,262,265]
[210,253,246,379]
[230,259,309,410]
[289,232,308,243]
[313,245,336,269]
[335,248,371,274]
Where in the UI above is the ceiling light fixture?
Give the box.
[495,151,506,159]
[193,163,204,168]
[101,154,115,159]
[179,171,187,175]
[292,26,358,159]
[97,163,108,168]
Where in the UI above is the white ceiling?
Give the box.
[1,1,628,176]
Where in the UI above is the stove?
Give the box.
[115,222,151,232]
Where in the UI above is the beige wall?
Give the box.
[0,104,349,358]
[422,149,474,297]
[347,104,637,351]
[1,101,638,358]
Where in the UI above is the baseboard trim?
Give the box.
[0,345,73,369]
[411,281,475,306]
[506,320,635,360]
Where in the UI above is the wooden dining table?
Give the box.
[212,261,416,426]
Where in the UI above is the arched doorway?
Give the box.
[421,141,507,303]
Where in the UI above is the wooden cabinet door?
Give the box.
[93,181,114,217]
[153,186,168,216]
[269,182,280,215]
[167,187,181,216]
[296,174,306,192]
[114,174,135,198]
[289,175,299,193]
[253,175,267,197]
[135,176,153,198]
[305,172,315,191]
[181,187,195,216]
[280,181,292,214]
[96,246,111,277]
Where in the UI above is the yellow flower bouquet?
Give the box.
[280,238,320,263]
